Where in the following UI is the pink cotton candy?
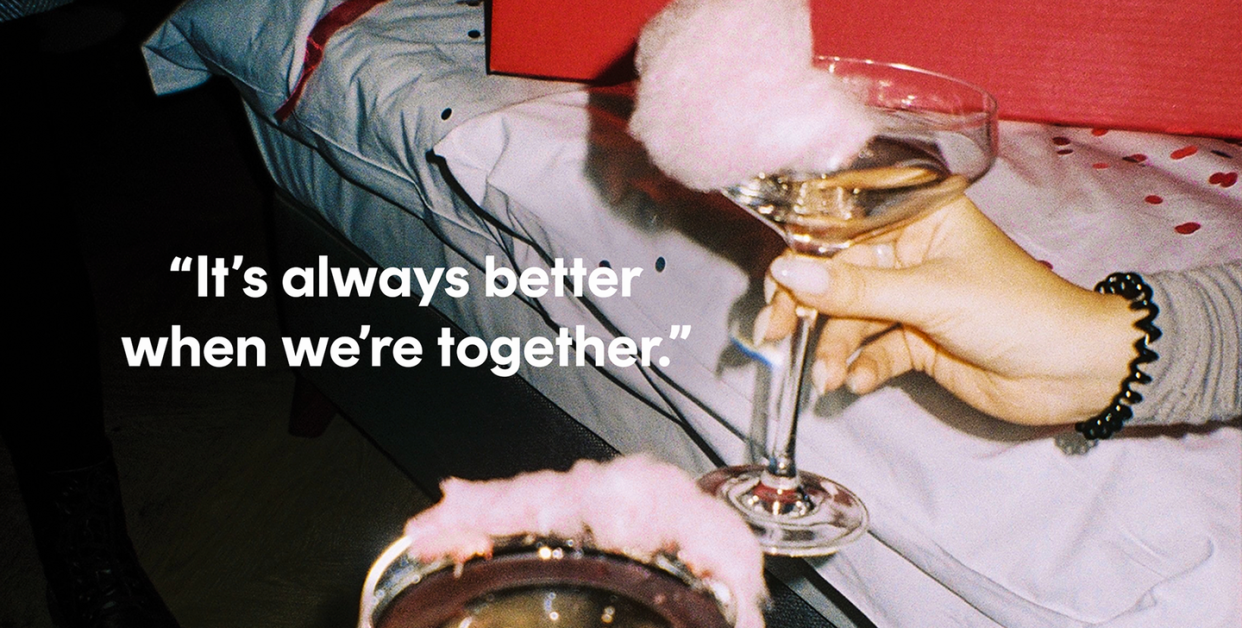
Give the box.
[402,455,767,628]
[629,0,876,191]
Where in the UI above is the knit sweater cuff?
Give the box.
[1128,262,1242,426]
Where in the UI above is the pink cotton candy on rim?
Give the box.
[403,455,767,628]
[630,0,876,192]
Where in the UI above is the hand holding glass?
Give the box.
[699,58,998,556]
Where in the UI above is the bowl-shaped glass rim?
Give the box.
[814,56,998,122]
[360,535,735,628]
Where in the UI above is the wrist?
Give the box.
[1075,273,1161,440]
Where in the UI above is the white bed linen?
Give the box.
[144,0,1241,625]
[437,89,1242,628]
[241,102,718,473]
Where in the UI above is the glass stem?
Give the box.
[764,305,817,485]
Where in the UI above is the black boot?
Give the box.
[18,454,180,628]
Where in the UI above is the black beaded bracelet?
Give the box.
[1074,272,1162,441]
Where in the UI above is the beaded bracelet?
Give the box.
[1074,272,1162,441]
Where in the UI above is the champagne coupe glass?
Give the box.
[360,536,733,628]
[699,57,998,556]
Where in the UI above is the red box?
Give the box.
[487,0,1242,138]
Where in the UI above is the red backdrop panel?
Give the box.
[487,0,1242,138]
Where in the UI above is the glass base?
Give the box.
[699,465,868,557]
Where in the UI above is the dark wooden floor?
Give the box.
[0,2,431,626]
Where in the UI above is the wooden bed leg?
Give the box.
[288,374,338,438]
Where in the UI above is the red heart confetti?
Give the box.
[1091,128,1109,136]
[1170,145,1199,160]
[1052,136,1071,146]
[1174,222,1201,234]
[1208,172,1238,188]
[1145,195,1164,204]
[1093,162,1109,169]
[1057,148,1074,156]
[1123,154,1148,164]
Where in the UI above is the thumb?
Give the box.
[769,254,934,325]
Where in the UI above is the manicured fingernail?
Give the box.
[753,305,773,346]
[811,360,831,393]
[770,256,831,294]
[846,367,874,394]
[763,275,777,303]
[873,242,895,268]
[845,347,862,366]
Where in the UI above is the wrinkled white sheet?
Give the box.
[438,88,1242,628]
[145,0,1241,625]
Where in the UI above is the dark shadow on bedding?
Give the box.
[582,86,786,277]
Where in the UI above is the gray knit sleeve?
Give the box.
[1128,261,1242,426]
